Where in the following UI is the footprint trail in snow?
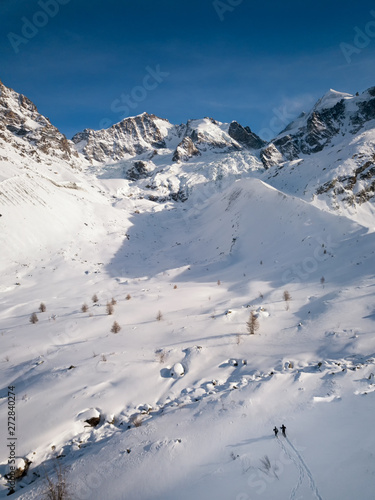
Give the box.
[277,437,304,500]
[279,437,324,500]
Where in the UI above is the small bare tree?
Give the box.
[126,294,131,301]
[156,311,163,321]
[81,303,88,313]
[110,297,117,305]
[92,294,99,303]
[43,461,71,500]
[111,321,121,333]
[246,311,259,335]
[30,312,38,324]
[106,303,114,315]
[320,276,325,288]
[39,302,46,313]
[283,290,291,310]
[155,348,168,363]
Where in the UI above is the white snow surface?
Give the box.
[1,99,375,500]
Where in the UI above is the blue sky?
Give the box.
[1,0,375,139]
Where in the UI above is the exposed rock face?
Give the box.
[72,113,172,163]
[0,80,78,165]
[260,143,284,168]
[260,88,375,168]
[172,136,200,162]
[184,117,241,151]
[261,87,375,208]
[228,121,266,149]
[126,160,151,180]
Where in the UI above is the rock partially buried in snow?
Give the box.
[6,457,28,479]
[171,363,185,378]
[77,408,101,427]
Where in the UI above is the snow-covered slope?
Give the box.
[0,80,375,499]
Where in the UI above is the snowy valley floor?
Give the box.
[0,177,375,499]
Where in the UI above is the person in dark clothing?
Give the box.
[273,426,278,437]
[281,424,286,437]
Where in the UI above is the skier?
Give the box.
[281,424,286,437]
[273,426,278,437]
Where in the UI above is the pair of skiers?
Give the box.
[273,424,286,437]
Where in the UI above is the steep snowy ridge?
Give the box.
[0,80,79,167]
[72,113,265,166]
[72,113,179,164]
[260,86,375,167]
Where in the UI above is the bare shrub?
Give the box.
[259,455,279,479]
[217,280,221,286]
[39,302,46,313]
[111,297,117,305]
[320,276,325,287]
[30,312,38,324]
[92,294,98,303]
[126,294,131,301]
[111,321,121,334]
[283,290,291,310]
[106,303,114,315]
[156,311,163,321]
[81,303,88,313]
[43,461,71,500]
[155,348,168,363]
[173,285,178,289]
[246,311,259,335]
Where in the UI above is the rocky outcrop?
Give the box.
[228,121,266,149]
[72,113,172,163]
[0,80,78,165]
[126,160,151,180]
[172,136,200,162]
[260,88,375,168]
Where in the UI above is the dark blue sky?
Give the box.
[1,0,375,139]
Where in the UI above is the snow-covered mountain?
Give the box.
[72,113,265,165]
[260,88,375,166]
[1,80,375,500]
[259,88,375,224]
[0,79,79,167]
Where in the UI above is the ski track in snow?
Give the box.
[277,437,304,500]
[285,437,324,500]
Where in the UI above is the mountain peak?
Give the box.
[314,89,353,112]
